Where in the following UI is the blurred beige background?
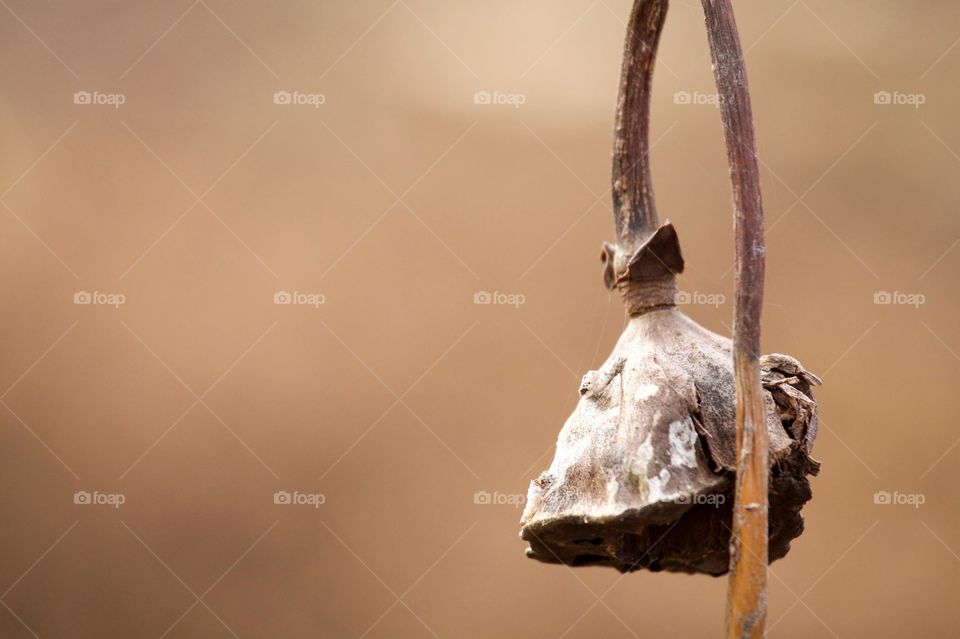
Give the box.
[1,1,958,637]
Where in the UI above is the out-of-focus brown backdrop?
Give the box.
[1,1,958,637]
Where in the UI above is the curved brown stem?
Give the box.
[699,1,768,637]
[612,0,668,254]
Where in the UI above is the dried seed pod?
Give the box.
[519,225,820,574]
[519,0,820,578]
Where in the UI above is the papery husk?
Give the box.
[519,224,820,575]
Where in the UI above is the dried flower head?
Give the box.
[519,225,820,574]
[520,0,820,585]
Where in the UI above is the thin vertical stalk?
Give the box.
[612,0,668,254]
[700,1,768,637]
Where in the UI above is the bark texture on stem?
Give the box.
[612,0,668,255]
[700,1,768,637]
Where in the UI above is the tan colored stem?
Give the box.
[726,353,768,638]
[700,0,768,636]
